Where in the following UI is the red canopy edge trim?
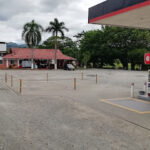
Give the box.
[89,0,150,23]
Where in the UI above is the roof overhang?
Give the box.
[3,48,76,61]
[88,0,150,29]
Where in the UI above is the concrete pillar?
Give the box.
[54,63,57,70]
[17,60,20,67]
[31,59,34,69]
[6,60,9,68]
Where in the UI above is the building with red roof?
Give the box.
[0,48,76,69]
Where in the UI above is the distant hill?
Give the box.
[7,42,27,49]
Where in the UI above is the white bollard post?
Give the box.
[144,82,147,94]
[131,83,134,98]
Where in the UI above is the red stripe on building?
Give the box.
[89,0,150,23]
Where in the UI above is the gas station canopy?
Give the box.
[88,0,150,29]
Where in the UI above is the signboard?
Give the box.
[51,60,55,64]
[0,42,6,52]
[144,53,150,64]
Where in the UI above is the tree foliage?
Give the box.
[39,36,78,59]
[22,20,44,69]
[103,26,150,69]
[22,20,43,48]
[79,26,150,70]
[45,18,69,49]
[38,24,150,70]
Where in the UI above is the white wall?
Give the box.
[0,43,6,52]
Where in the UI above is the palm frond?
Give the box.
[45,18,69,38]
[61,26,69,32]
[22,20,43,47]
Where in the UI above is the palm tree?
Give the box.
[46,18,69,70]
[22,20,43,69]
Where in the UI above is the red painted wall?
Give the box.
[0,60,7,69]
[0,60,18,69]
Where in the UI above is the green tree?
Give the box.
[60,37,78,58]
[103,26,150,69]
[80,30,117,68]
[39,36,78,59]
[79,27,150,70]
[74,31,85,48]
[38,36,56,49]
[81,51,91,68]
[73,31,85,63]
[128,48,148,70]
[45,18,69,69]
[22,20,43,69]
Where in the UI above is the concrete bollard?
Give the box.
[11,75,13,87]
[47,73,48,82]
[131,83,134,98]
[82,72,83,80]
[19,79,22,94]
[96,74,98,84]
[5,73,7,83]
[144,82,147,93]
[74,78,76,90]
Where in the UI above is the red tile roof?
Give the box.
[4,48,75,60]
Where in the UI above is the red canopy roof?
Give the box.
[4,48,75,60]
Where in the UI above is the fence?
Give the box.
[1,71,146,98]
[2,72,100,95]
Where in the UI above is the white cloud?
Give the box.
[0,0,104,43]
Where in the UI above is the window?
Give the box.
[0,60,3,64]
[10,60,15,65]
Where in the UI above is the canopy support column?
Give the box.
[6,60,9,68]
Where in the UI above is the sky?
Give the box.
[0,0,104,43]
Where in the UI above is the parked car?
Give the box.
[64,64,75,71]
